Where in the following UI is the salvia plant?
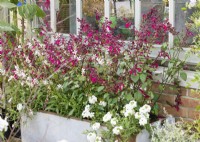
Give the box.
[0,7,189,141]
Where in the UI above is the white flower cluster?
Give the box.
[112,126,123,135]
[82,105,94,118]
[88,95,97,104]
[96,57,104,65]
[72,49,82,61]
[14,65,26,79]
[99,101,106,107]
[110,118,118,126]
[135,104,151,126]
[123,100,137,117]
[92,122,100,131]
[17,103,24,111]
[0,117,8,132]
[103,112,112,122]
[87,132,102,142]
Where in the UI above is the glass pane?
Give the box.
[175,0,194,45]
[141,0,168,44]
[82,0,104,30]
[36,0,51,30]
[56,0,76,34]
[141,0,164,15]
[111,0,135,40]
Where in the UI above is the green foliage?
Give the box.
[0,21,14,31]
[0,0,16,9]
[186,119,200,140]
[151,120,196,142]
[18,4,45,20]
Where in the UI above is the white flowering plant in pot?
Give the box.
[84,99,151,142]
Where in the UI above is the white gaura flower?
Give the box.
[99,101,107,107]
[96,57,104,65]
[0,69,5,75]
[139,104,151,114]
[87,132,96,142]
[82,68,86,76]
[34,49,41,56]
[110,118,118,126]
[0,117,8,132]
[139,117,148,126]
[92,122,100,131]
[25,56,31,64]
[33,78,39,85]
[106,59,112,65]
[103,112,112,122]
[95,136,102,142]
[8,76,14,82]
[57,139,68,142]
[8,98,12,103]
[28,109,34,116]
[88,95,97,104]
[43,80,48,85]
[18,45,22,49]
[112,126,123,135]
[57,84,63,90]
[77,56,82,61]
[17,103,23,111]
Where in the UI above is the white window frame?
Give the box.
[50,0,200,88]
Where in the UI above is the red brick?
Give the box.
[158,103,188,118]
[158,94,175,105]
[181,96,200,108]
[151,83,185,96]
[188,109,200,119]
[188,89,200,99]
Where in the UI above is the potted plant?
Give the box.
[0,7,187,142]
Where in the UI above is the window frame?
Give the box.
[49,0,200,88]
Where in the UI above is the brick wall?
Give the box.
[152,83,200,120]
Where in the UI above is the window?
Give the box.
[110,0,135,40]
[48,0,198,46]
[49,0,197,52]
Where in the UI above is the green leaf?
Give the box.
[97,86,104,92]
[134,91,143,102]
[140,74,147,83]
[161,59,166,65]
[78,75,86,81]
[125,94,133,101]
[34,4,46,18]
[18,4,45,20]
[0,21,14,31]
[68,109,75,116]
[103,93,109,99]
[152,103,159,115]
[180,71,187,81]
[131,75,139,83]
[161,43,168,51]
[0,0,16,9]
